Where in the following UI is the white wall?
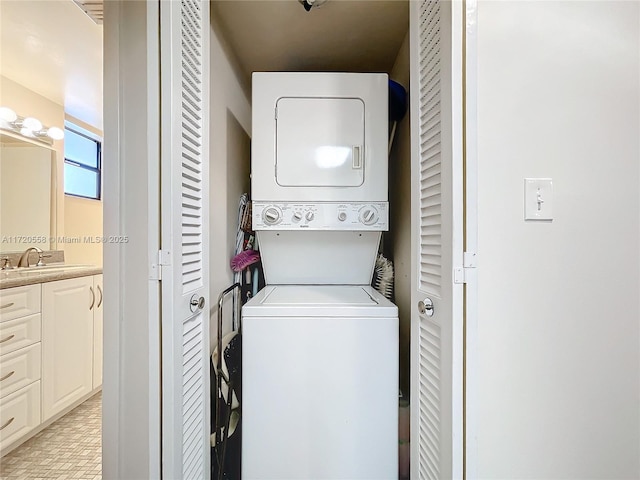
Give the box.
[209,21,251,347]
[64,195,103,266]
[388,32,411,394]
[476,2,640,478]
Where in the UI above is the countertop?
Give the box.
[0,265,103,290]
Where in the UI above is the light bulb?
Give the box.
[47,126,64,140]
[0,107,17,123]
[20,127,34,137]
[22,117,42,131]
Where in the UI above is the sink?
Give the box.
[2,264,94,275]
[24,264,92,271]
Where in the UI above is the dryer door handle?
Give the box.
[352,145,363,169]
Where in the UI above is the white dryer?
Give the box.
[252,72,389,203]
[242,285,398,480]
[251,72,390,285]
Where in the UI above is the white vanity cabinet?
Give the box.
[0,271,103,454]
[42,277,95,421]
[0,284,42,451]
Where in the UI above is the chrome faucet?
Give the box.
[18,247,46,268]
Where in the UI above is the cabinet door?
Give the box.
[92,275,103,389]
[42,277,94,421]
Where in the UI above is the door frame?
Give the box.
[102,0,478,477]
[463,0,479,478]
[102,1,162,478]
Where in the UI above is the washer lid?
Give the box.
[242,285,398,318]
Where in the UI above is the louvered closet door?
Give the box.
[409,0,464,479]
[160,0,210,479]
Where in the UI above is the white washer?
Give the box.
[242,285,399,480]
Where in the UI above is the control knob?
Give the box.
[338,212,347,222]
[359,207,379,226]
[305,211,315,222]
[292,212,303,223]
[262,206,282,225]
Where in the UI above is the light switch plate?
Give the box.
[524,178,553,221]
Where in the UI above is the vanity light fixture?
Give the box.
[46,127,64,140]
[22,117,43,131]
[0,107,17,123]
[0,106,64,145]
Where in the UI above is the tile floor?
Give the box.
[0,393,101,480]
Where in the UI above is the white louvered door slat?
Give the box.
[160,0,210,479]
[410,0,464,479]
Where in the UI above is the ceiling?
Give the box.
[212,0,409,84]
[0,0,103,129]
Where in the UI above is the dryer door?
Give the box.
[276,97,365,187]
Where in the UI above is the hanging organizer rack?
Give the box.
[213,282,241,480]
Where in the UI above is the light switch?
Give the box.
[524,178,553,221]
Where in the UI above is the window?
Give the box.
[64,123,102,200]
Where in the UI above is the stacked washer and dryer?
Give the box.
[242,72,399,479]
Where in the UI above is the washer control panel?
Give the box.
[253,202,389,231]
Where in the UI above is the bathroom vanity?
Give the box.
[0,265,103,455]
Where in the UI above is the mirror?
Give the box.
[0,132,57,252]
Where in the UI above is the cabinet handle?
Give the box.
[0,302,14,310]
[0,334,15,344]
[0,417,14,431]
[97,285,103,309]
[0,371,14,382]
[89,287,95,310]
